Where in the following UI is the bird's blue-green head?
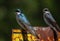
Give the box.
[16,9,21,15]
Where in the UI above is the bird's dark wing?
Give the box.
[45,15,60,31]
[16,15,27,30]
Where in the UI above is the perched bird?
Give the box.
[15,9,39,39]
[43,8,60,41]
[43,8,60,32]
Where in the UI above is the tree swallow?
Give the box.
[15,9,39,39]
[43,8,60,41]
[43,8,60,32]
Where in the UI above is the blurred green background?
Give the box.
[0,0,60,41]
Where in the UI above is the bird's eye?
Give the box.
[44,9,48,11]
[16,9,21,12]
[16,10,20,12]
[43,8,48,11]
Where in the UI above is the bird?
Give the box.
[43,8,60,32]
[15,9,39,39]
[43,8,60,41]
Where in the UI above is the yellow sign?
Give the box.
[12,29,23,41]
[12,29,39,41]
